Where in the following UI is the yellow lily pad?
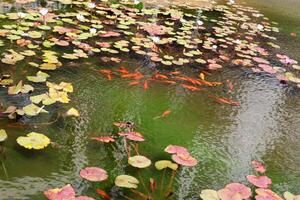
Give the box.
[115,175,139,189]
[17,132,50,150]
[0,129,8,142]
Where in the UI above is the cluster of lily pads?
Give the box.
[44,121,198,199]
[42,121,300,199]
[200,160,300,200]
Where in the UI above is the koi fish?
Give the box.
[180,84,202,91]
[98,69,113,80]
[143,80,149,90]
[153,109,171,120]
[96,189,112,200]
[128,81,140,86]
[209,96,240,106]
[169,71,181,76]
[121,72,144,80]
[155,80,177,85]
[116,66,129,74]
[154,73,168,79]
[226,79,234,93]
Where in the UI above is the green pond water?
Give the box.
[0,0,299,200]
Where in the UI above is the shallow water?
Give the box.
[0,0,299,200]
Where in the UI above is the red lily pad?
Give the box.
[118,132,144,141]
[171,153,198,167]
[80,167,108,182]
[164,145,189,155]
[247,175,272,188]
[251,160,266,173]
[225,183,251,199]
[44,184,75,200]
[91,136,115,143]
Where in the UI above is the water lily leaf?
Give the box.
[155,160,178,170]
[251,160,266,173]
[284,191,300,200]
[115,175,139,189]
[66,108,80,117]
[255,188,283,200]
[118,132,144,141]
[1,50,25,65]
[80,167,108,182]
[27,71,50,83]
[44,184,75,200]
[0,129,8,142]
[246,175,272,188]
[171,153,198,167]
[91,136,115,143]
[23,104,48,116]
[200,189,220,200]
[28,31,42,38]
[165,145,189,155]
[128,155,151,168]
[17,132,51,150]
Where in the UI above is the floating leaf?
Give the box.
[0,129,8,142]
[80,167,108,182]
[164,145,189,155]
[246,175,272,188]
[23,104,48,116]
[115,175,139,189]
[44,184,76,200]
[171,153,198,167]
[200,189,220,200]
[128,155,151,168]
[17,132,51,150]
[66,108,80,117]
[284,191,300,200]
[155,160,178,170]
[27,71,50,83]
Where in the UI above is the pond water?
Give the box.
[0,0,299,200]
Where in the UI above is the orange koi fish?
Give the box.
[143,80,149,90]
[226,79,234,93]
[153,109,171,120]
[129,81,140,86]
[209,96,240,106]
[169,71,181,76]
[96,189,112,200]
[115,66,129,74]
[98,69,113,80]
[154,73,168,79]
[180,84,202,91]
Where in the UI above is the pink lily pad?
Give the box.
[258,64,276,74]
[164,145,189,155]
[253,57,270,64]
[44,184,76,200]
[118,132,144,141]
[171,153,198,167]
[80,167,108,182]
[247,175,272,188]
[218,188,242,200]
[91,136,115,143]
[225,183,251,199]
[251,160,266,173]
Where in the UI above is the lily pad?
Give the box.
[80,167,108,182]
[115,175,139,189]
[17,132,51,150]
[128,155,151,168]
